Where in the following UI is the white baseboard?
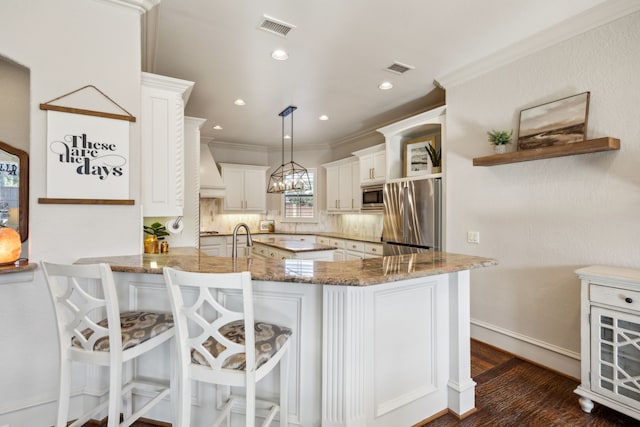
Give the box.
[471,318,581,379]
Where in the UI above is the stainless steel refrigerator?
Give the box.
[382,177,442,255]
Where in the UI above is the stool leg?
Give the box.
[169,340,178,426]
[107,358,123,427]
[246,372,256,427]
[56,357,72,427]
[177,365,191,427]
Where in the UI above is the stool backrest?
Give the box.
[163,268,256,373]
[42,262,123,355]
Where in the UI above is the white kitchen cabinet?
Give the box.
[317,236,381,261]
[199,235,227,256]
[316,236,339,260]
[322,157,359,212]
[364,242,383,258]
[345,240,365,260]
[251,243,269,259]
[141,72,194,217]
[351,160,361,210]
[353,143,386,185]
[226,235,250,257]
[220,163,269,213]
[575,265,640,421]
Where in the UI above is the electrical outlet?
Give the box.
[467,231,480,244]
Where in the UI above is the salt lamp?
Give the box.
[0,226,21,265]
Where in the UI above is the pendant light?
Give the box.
[267,105,311,193]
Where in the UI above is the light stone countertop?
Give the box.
[75,247,497,286]
[200,231,383,245]
[253,237,336,253]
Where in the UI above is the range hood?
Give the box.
[200,143,226,198]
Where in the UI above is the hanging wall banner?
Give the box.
[46,110,129,199]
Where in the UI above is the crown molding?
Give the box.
[436,0,640,89]
[202,138,269,153]
[202,137,327,153]
[94,0,160,14]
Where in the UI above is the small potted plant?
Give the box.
[143,222,169,254]
[487,129,513,154]
[426,143,442,174]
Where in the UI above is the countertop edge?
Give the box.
[75,249,498,287]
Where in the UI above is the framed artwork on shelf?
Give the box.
[517,91,590,151]
[403,136,436,177]
[259,220,275,232]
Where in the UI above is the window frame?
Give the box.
[280,167,317,223]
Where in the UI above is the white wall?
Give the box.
[0,1,145,424]
[445,11,640,376]
[1,0,144,262]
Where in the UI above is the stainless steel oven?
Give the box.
[361,184,384,211]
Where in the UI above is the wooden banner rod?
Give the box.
[39,85,136,122]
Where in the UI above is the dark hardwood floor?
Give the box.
[87,339,640,427]
[422,340,639,426]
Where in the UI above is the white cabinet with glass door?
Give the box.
[575,265,640,421]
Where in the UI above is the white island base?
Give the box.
[109,268,476,427]
[321,270,475,427]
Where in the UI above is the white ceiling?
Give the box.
[145,0,610,148]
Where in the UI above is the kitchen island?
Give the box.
[252,237,336,261]
[76,249,496,427]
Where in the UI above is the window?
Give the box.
[282,168,316,222]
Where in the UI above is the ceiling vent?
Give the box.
[259,15,295,37]
[386,62,415,75]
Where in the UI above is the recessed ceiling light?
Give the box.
[212,125,223,130]
[319,115,329,121]
[271,49,289,60]
[378,81,393,90]
[234,99,246,106]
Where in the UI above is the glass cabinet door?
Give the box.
[591,306,640,409]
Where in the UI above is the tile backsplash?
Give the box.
[200,198,382,240]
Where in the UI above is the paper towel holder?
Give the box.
[171,216,182,230]
[166,216,184,234]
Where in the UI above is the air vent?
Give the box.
[259,15,295,37]
[386,62,415,75]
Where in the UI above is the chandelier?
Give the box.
[267,105,311,193]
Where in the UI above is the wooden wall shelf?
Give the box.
[472,137,620,167]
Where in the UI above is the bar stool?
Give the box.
[163,267,291,427]
[42,262,175,427]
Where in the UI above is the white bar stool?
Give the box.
[42,262,175,427]
[163,267,291,427]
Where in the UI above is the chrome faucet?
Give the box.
[232,223,253,258]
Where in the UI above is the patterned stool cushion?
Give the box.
[72,311,174,352]
[192,320,292,370]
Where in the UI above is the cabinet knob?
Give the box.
[625,297,633,304]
